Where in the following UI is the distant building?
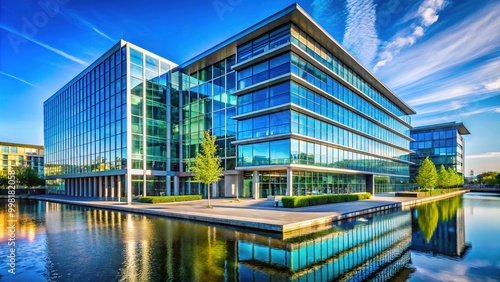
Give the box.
[410,122,470,179]
[44,4,416,202]
[0,141,44,176]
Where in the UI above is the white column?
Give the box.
[117,176,122,202]
[127,173,132,203]
[212,181,218,198]
[287,168,293,196]
[93,177,97,198]
[252,171,259,200]
[104,176,109,198]
[111,176,115,198]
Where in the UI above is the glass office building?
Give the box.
[45,4,415,201]
[410,122,470,180]
[0,141,44,177]
[44,41,177,200]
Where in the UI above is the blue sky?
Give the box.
[0,0,498,174]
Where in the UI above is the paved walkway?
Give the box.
[32,190,468,235]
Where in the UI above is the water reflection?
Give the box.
[238,211,412,281]
[411,196,469,258]
[0,199,416,281]
[1,195,496,281]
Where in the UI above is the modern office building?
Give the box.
[0,141,44,177]
[44,4,416,201]
[409,122,470,180]
[44,42,178,200]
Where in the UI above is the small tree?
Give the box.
[437,165,449,188]
[447,167,458,187]
[0,173,8,189]
[192,131,223,208]
[13,166,43,194]
[415,157,438,190]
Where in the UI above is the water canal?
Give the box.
[0,193,499,281]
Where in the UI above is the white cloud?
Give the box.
[342,0,379,66]
[460,106,500,117]
[419,0,445,26]
[311,0,342,29]
[0,24,87,66]
[0,71,38,88]
[467,152,500,159]
[373,0,446,72]
[59,9,115,43]
[380,2,500,88]
[413,26,425,37]
[485,78,500,90]
[92,27,115,42]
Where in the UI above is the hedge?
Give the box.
[281,193,371,208]
[137,195,202,204]
[419,188,461,196]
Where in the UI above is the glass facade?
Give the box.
[44,5,416,201]
[232,20,414,196]
[44,41,176,198]
[410,122,469,180]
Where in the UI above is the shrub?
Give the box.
[138,195,202,204]
[281,193,371,208]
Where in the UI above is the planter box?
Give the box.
[395,192,426,198]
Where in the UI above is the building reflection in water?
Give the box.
[237,211,412,281]
[411,196,470,258]
[3,199,419,281]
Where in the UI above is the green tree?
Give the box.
[415,157,438,190]
[437,165,450,188]
[0,173,8,188]
[14,166,44,194]
[446,167,462,187]
[478,171,499,185]
[192,131,223,208]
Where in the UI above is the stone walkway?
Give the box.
[32,190,468,235]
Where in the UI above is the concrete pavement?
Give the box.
[32,190,468,236]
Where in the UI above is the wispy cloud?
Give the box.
[379,2,500,88]
[404,59,500,112]
[92,27,115,42]
[311,0,343,32]
[467,152,500,159]
[373,0,446,72]
[460,106,500,117]
[0,71,38,88]
[0,24,87,66]
[65,11,116,42]
[342,0,379,66]
[485,78,500,91]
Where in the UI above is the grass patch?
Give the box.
[281,193,371,208]
[137,195,202,204]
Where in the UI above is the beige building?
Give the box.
[0,141,44,177]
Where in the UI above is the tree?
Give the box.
[13,166,44,194]
[446,167,463,187]
[192,131,223,208]
[437,165,449,188]
[0,173,8,188]
[415,157,438,190]
[478,171,499,185]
